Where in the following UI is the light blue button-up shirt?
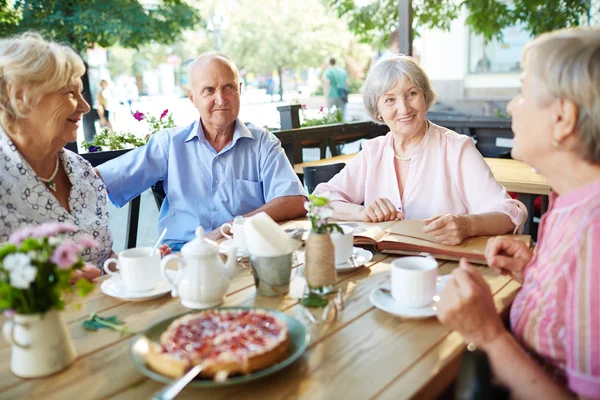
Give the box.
[97,119,306,246]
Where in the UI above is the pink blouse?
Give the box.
[313,123,527,232]
[510,182,600,398]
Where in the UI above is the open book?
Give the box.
[282,219,532,265]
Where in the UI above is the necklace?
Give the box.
[38,156,60,192]
[392,120,430,161]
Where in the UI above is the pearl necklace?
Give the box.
[37,155,60,192]
[392,120,430,161]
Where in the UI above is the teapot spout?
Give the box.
[224,245,237,280]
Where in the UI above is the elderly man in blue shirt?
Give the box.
[96,53,307,250]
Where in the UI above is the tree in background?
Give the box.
[0,0,201,141]
[222,0,355,100]
[330,0,593,49]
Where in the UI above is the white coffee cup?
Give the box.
[220,216,247,252]
[330,225,354,265]
[390,256,438,308]
[103,247,161,292]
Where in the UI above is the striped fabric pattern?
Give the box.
[510,180,600,398]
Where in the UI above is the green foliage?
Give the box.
[348,78,363,94]
[83,313,134,337]
[330,0,591,46]
[0,0,201,52]
[301,107,343,127]
[305,194,343,234]
[83,109,176,152]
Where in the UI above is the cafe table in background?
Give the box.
[0,249,520,399]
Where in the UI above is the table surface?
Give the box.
[0,250,520,400]
[295,153,550,195]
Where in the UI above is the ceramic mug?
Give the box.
[220,216,248,253]
[330,225,354,265]
[103,247,161,292]
[390,256,438,308]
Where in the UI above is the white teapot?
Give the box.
[161,226,237,309]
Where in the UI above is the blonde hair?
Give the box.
[362,55,436,125]
[0,32,85,132]
[523,27,600,163]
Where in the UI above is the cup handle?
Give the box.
[161,254,185,297]
[103,258,119,275]
[220,223,233,239]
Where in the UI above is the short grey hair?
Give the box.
[523,27,600,164]
[187,51,240,88]
[0,32,85,132]
[362,55,436,124]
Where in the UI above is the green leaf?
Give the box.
[301,293,330,308]
[75,278,94,297]
[308,194,329,207]
[82,314,125,332]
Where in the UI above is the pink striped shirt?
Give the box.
[511,180,600,398]
[314,123,527,232]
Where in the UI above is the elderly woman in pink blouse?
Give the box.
[313,55,526,245]
[437,28,600,398]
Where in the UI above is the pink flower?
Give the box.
[50,240,81,270]
[133,111,145,121]
[160,109,168,119]
[318,106,324,113]
[9,226,35,244]
[78,235,99,249]
[302,104,307,110]
[3,309,16,318]
[33,222,78,238]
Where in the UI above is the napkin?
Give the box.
[243,212,301,257]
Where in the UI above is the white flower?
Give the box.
[3,253,33,272]
[48,236,63,246]
[10,265,38,289]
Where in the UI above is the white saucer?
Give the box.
[219,240,249,258]
[369,275,451,319]
[336,247,374,273]
[101,270,176,302]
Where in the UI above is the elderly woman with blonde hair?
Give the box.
[0,33,111,279]
[313,55,526,245]
[437,27,600,399]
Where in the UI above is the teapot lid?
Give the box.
[181,226,217,256]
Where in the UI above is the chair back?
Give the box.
[303,163,346,194]
[151,180,166,210]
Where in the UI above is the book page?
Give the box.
[385,219,438,243]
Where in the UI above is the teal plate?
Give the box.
[130,307,310,387]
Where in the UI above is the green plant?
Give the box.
[301,106,343,127]
[83,109,176,152]
[0,222,96,315]
[348,79,363,94]
[304,194,343,234]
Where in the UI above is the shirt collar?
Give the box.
[184,118,255,145]
[553,179,600,210]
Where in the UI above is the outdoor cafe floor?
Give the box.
[0,244,520,399]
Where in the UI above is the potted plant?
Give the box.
[304,194,343,294]
[0,222,96,378]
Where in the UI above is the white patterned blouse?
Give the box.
[0,127,113,268]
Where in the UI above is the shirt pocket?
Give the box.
[233,178,264,212]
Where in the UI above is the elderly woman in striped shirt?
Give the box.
[437,27,600,399]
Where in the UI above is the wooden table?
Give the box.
[0,252,520,399]
[295,154,550,235]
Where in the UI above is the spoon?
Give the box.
[152,364,203,400]
[150,228,168,256]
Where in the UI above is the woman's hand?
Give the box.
[158,244,172,257]
[436,259,507,348]
[71,263,102,283]
[485,237,532,283]
[360,198,404,222]
[423,214,472,245]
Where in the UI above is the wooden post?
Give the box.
[277,104,302,129]
[398,0,413,56]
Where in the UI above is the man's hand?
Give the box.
[484,237,532,283]
[158,244,172,257]
[423,214,471,245]
[360,198,404,222]
[436,259,507,348]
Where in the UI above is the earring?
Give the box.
[552,139,559,148]
[377,115,383,121]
